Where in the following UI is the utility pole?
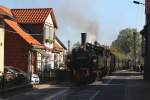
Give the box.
[68,40,70,53]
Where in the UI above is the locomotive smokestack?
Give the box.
[81,33,87,47]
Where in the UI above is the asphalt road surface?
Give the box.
[1,70,149,100]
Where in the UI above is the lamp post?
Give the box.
[133,1,145,5]
[133,0,150,80]
[133,1,145,71]
[133,0,146,72]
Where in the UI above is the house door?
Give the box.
[28,51,37,78]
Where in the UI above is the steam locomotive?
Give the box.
[66,33,120,84]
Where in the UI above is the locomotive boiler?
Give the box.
[66,33,116,84]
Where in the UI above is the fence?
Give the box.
[39,69,72,82]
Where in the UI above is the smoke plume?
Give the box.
[59,0,100,42]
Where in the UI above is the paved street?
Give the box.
[1,70,150,100]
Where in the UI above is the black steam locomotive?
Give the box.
[66,33,118,84]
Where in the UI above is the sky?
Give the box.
[0,0,145,47]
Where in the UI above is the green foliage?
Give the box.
[112,28,141,59]
[112,50,128,60]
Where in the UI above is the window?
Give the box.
[0,19,4,28]
[44,24,54,43]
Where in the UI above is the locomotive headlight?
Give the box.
[93,59,97,63]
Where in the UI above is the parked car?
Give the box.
[31,74,40,84]
[4,66,29,88]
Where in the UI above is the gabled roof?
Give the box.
[56,36,67,50]
[53,36,67,52]
[11,8,58,28]
[4,19,41,46]
[53,42,64,52]
[0,6,14,19]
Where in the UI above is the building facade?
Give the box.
[11,9,57,70]
[11,8,67,79]
[141,0,150,80]
[0,6,67,81]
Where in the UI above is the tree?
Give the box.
[111,28,141,59]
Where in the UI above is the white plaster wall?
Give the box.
[0,27,4,73]
[44,14,54,49]
[45,14,54,26]
[47,52,54,69]
[37,53,42,70]
[45,42,53,49]
[44,14,55,68]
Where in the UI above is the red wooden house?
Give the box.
[0,6,45,76]
[0,6,67,81]
[11,8,66,71]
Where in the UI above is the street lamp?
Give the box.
[134,0,150,80]
[133,1,145,5]
[133,0,145,71]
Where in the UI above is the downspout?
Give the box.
[28,44,33,81]
[53,28,56,69]
[28,49,32,81]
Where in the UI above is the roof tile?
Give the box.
[11,8,52,24]
[0,6,14,19]
[53,42,64,52]
[0,6,13,16]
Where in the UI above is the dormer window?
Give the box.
[44,24,54,43]
[0,19,4,28]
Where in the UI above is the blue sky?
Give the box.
[0,0,145,47]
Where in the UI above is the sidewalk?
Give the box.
[109,70,150,100]
[4,81,71,100]
[0,83,32,98]
[126,78,150,100]
[0,83,32,92]
[33,81,72,89]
